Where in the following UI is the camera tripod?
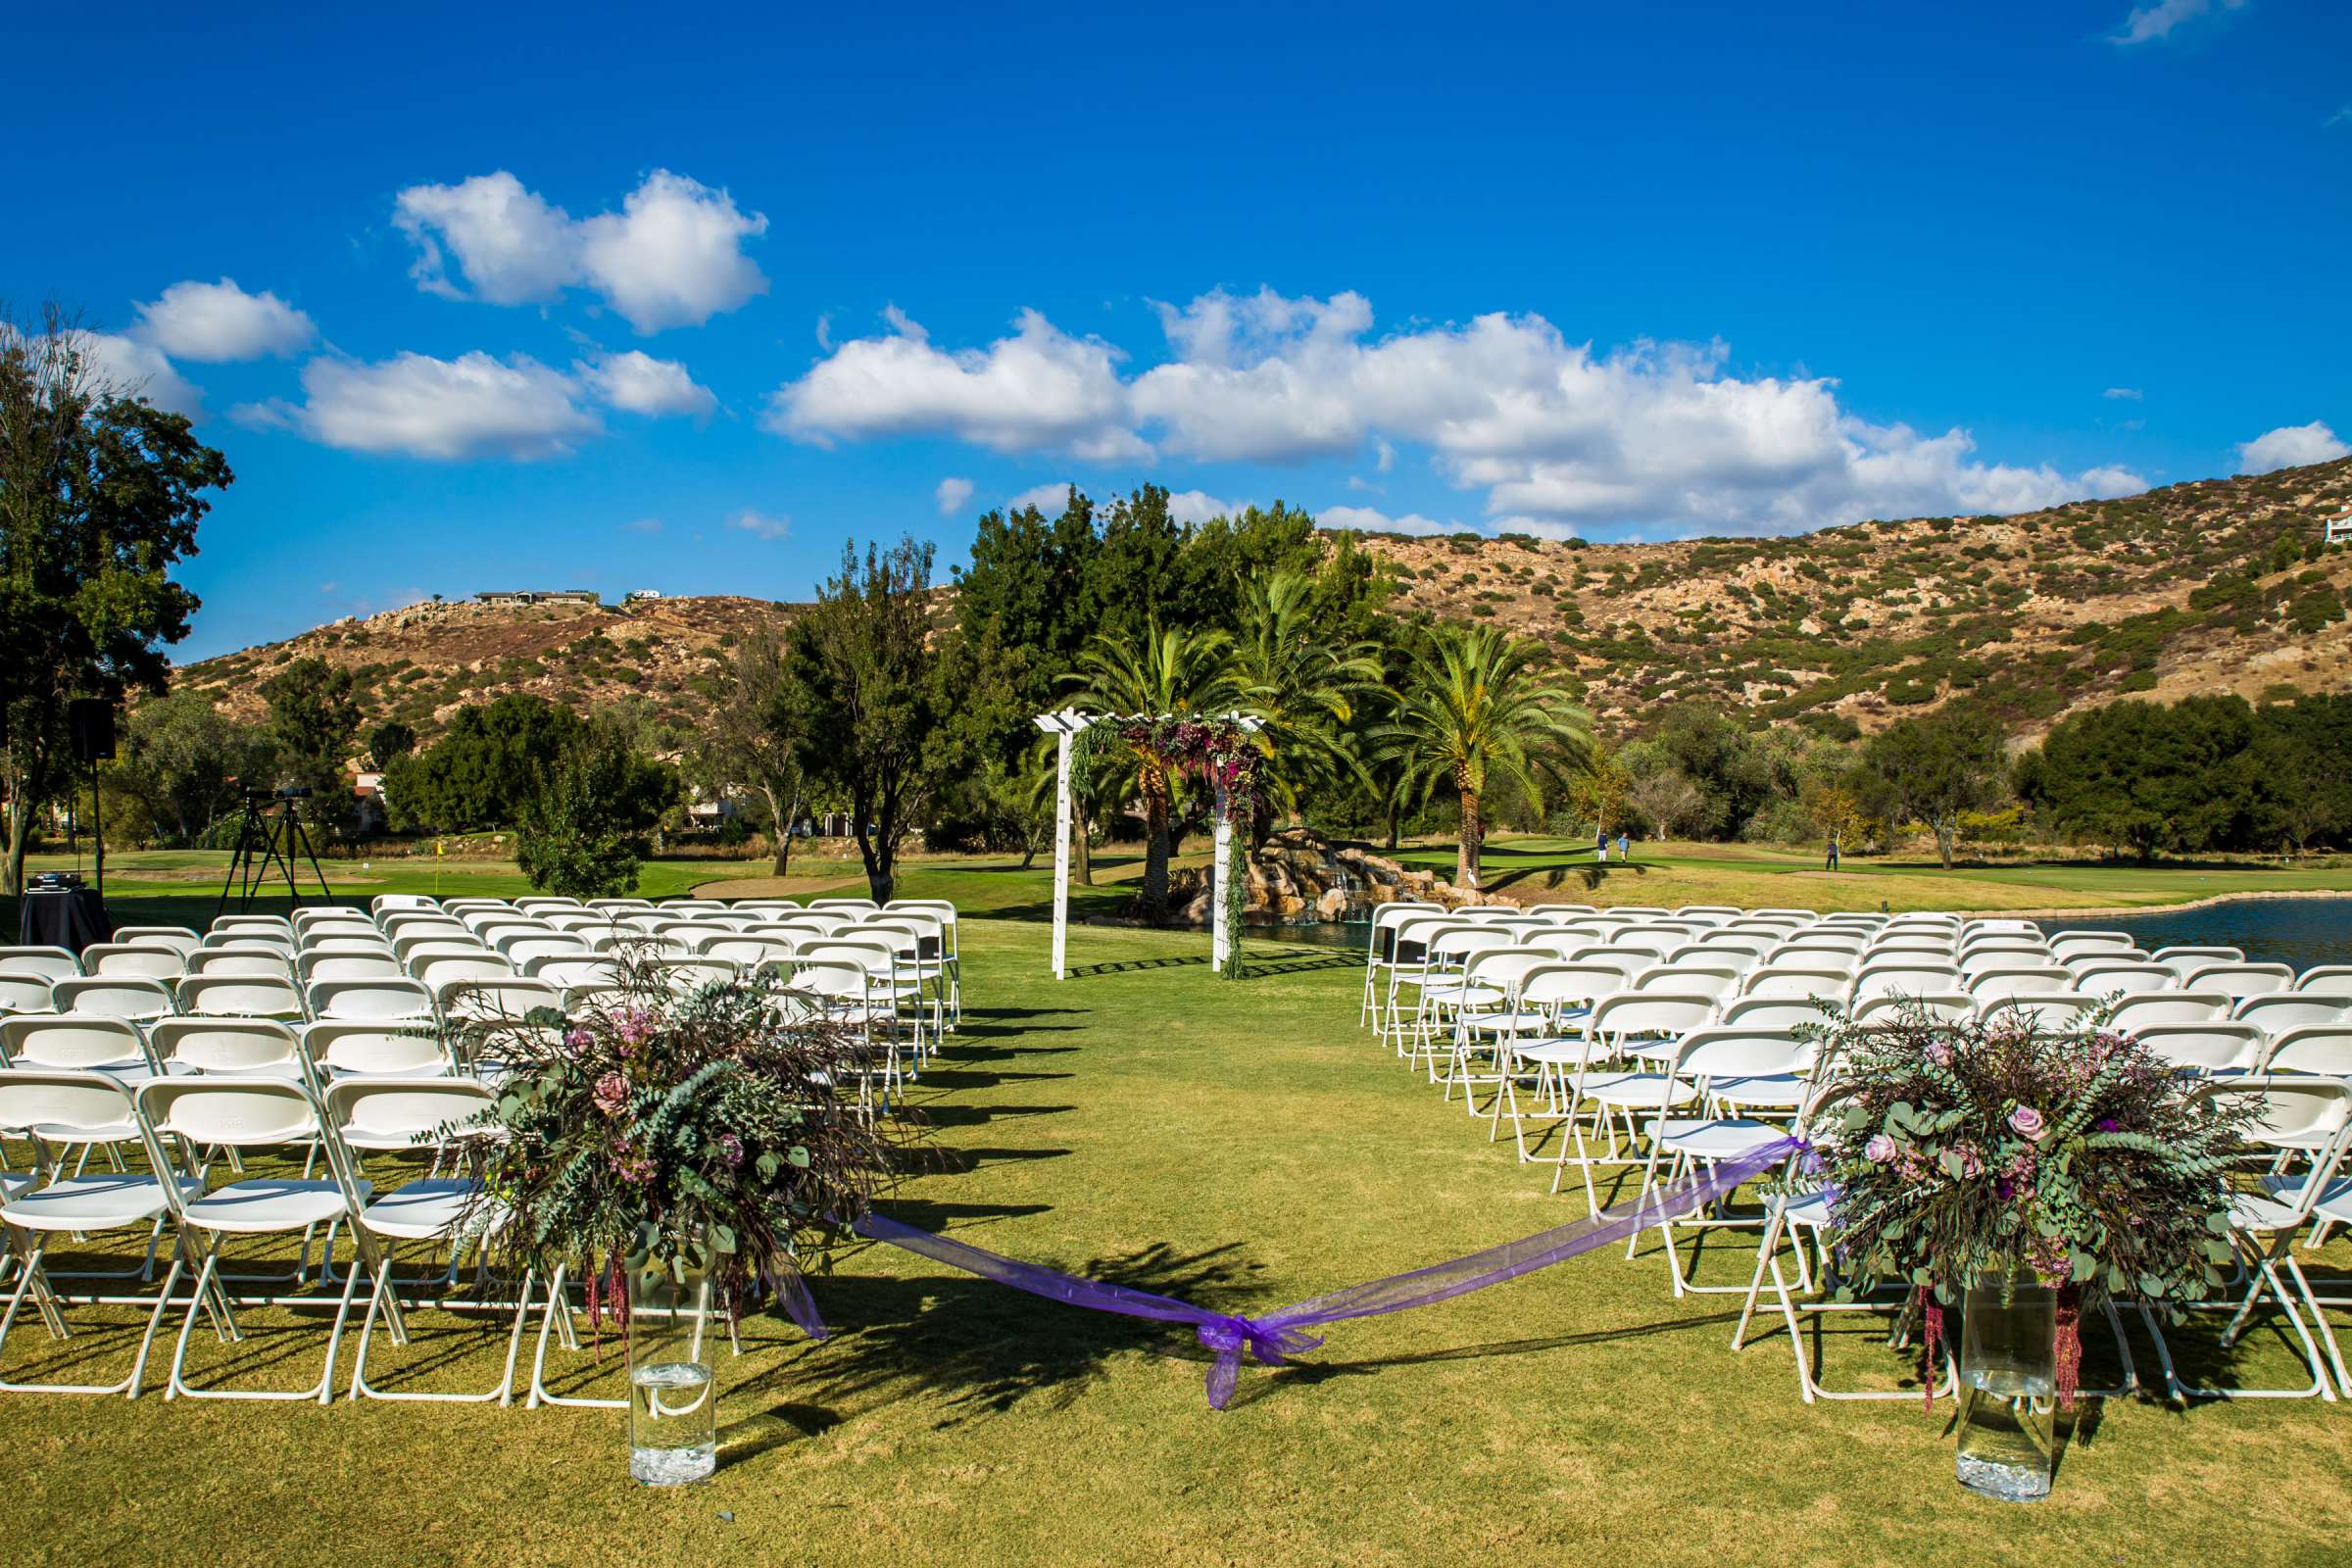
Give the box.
[216,791,335,914]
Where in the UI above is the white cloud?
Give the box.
[934,476,975,515]
[281,351,600,460]
[2236,421,2351,474]
[623,517,663,534]
[1319,505,1457,537]
[577,350,715,417]
[767,308,1145,460]
[393,169,767,332]
[2328,105,2351,129]
[132,278,315,361]
[728,509,791,541]
[768,287,2145,534]
[395,172,581,305]
[1007,481,1077,514]
[2103,386,2144,401]
[576,171,768,333]
[80,332,204,417]
[1165,489,1241,524]
[2110,0,2246,45]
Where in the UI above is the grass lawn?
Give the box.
[5,901,2350,1565]
[1384,835,2352,915]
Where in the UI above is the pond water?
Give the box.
[1248,896,2352,970]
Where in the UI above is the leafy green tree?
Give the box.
[2249,694,2352,853]
[1649,706,1776,840]
[1067,620,1243,910]
[1368,623,1592,891]
[514,721,679,899]
[386,694,589,833]
[2020,696,2258,858]
[260,657,361,828]
[1858,709,2009,868]
[366,720,416,770]
[791,536,953,904]
[707,631,813,875]
[106,691,267,847]
[0,306,230,892]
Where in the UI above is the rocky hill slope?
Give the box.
[173,459,2352,742]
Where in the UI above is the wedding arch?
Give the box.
[1032,708,1263,979]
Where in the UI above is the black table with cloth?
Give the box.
[17,887,113,955]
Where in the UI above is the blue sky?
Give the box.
[5,0,2346,660]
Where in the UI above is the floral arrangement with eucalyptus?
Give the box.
[1809,999,2251,1404]
[443,951,893,1318]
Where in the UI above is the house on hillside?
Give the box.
[473,589,602,608]
[2325,505,2352,549]
[622,589,663,606]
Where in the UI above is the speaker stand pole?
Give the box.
[90,758,104,906]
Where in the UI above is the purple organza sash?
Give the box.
[848,1135,1802,1408]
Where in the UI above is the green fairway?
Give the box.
[15,836,2352,941]
[5,909,2349,1565]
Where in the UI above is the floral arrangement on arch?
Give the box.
[1117,715,1267,978]
[1809,999,2250,1404]
[443,950,893,1312]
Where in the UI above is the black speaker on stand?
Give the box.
[67,698,115,906]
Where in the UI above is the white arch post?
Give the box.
[1033,709,1258,979]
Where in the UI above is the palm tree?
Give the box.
[1369,623,1592,892]
[1067,620,1242,910]
[1229,569,1382,835]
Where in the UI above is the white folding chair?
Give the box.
[0,948,80,983]
[2132,1022,2267,1076]
[0,971,59,1014]
[304,1021,454,1081]
[138,1076,376,1403]
[1637,1026,1820,1296]
[79,944,187,981]
[2107,992,2233,1033]
[2236,995,2352,1042]
[112,927,202,959]
[0,1070,205,1396]
[2182,963,2296,1002]
[2143,1077,2352,1402]
[324,1076,527,1404]
[185,947,297,981]
[307,978,435,1025]
[175,975,306,1022]
[1550,993,1721,1211]
[1731,1082,1955,1404]
[149,1018,307,1079]
[51,977,174,1025]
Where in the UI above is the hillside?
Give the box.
[173,458,2352,743]
[176,593,798,737]
[1357,456,2352,737]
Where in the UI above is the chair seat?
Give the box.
[1578,1072,1699,1109]
[1460,1008,1556,1035]
[1779,1190,1834,1229]
[1425,983,1505,1007]
[182,1177,369,1233]
[1709,1073,1808,1109]
[1509,1040,1607,1068]
[1650,1118,1788,1160]
[2315,1178,2352,1226]
[360,1178,481,1241]
[3,1173,203,1231]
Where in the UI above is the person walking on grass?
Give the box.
[1595,825,1608,864]
[1616,830,1631,863]
[1826,832,1841,871]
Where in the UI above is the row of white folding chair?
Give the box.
[0,1067,534,1401]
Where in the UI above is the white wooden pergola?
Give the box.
[1033,708,1261,979]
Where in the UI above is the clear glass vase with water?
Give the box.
[628,1264,717,1486]
[1956,1274,2055,1502]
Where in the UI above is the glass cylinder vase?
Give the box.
[627,1263,717,1486]
[1955,1273,2056,1502]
